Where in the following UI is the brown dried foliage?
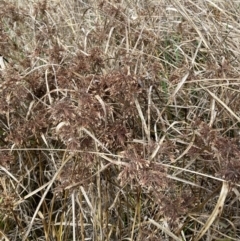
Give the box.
[1,0,240,240]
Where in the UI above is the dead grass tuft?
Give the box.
[1,0,240,240]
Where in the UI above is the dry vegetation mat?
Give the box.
[1,0,240,240]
